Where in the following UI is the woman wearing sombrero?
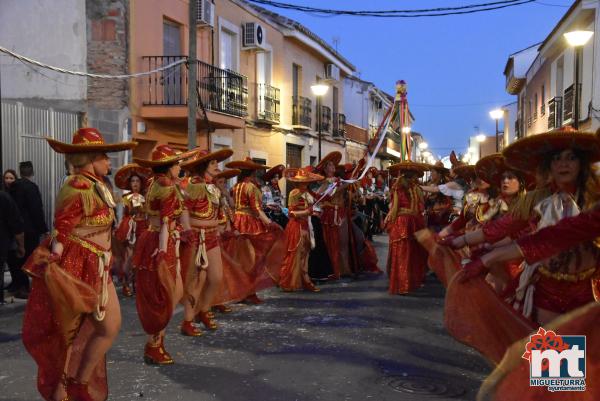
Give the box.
[423,161,452,233]
[312,151,352,279]
[261,164,288,228]
[225,157,285,304]
[433,128,600,371]
[132,144,197,364]
[384,161,429,295]
[279,167,324,292]
[113,163,151,297]
[178,149,233,331]
[21,128,136,401]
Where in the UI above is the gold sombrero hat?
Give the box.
[263,164,285,181]
[47,127,137,154]
[285,167,324,183]
[476,153,535,189]
[133,144,198,168]
[502,127,600,172]
[213,168,242,180]
[314,151,343,174]
[225,157,270,170]
[180,148,233,171]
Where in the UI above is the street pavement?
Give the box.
[0,235,491,401]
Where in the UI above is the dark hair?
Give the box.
[152,165,171,175]
[540,148,590,205]
[3,169,17,190]
[239,169,254,180]
[190,162,208,177]
[19,161,34,178]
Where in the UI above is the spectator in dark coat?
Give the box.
[0,189,25,299]
[7,161,48,296]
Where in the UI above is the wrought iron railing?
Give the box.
[548,96,562,130]
[563,85,574,124]
[333,113,346,137]
[292,96,311,127]
[256,83,280,123]
[142,55,248,118]
[320,105,331,132]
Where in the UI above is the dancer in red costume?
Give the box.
[313,151,352,279]
[225,158,285,304]
[384,161,429,294]
[132,145,199,363]
[22,128,137,401]
[178,149,233,331]
[279,167,324,292]
[423,161,452,232]
[113,163,151,297]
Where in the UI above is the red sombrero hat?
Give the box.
[133,144,197,167]
[476,153,536,189]
[263,164,285,181]
[389,161,430,174]
[114,163,152,190]
[213,168,241,180]
[180,148,233,171]
[315,151,342,173]
[47,127,137,154]
[285,167,324,183]
[453,164,477,179]
[502,127,600,172]
[225,157,269,170]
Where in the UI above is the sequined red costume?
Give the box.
[229,177,285,295]
[114,192,147,244]
[23,172,115,401]
[279,188,313,290]
[317,178,351,278]
[132,175,182,335]
[386,178,427,294]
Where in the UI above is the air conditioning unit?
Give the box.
[325,64,340,81]
[197,0,214,27]
[242,22,266,50]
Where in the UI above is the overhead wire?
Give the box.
[247,0,535,17]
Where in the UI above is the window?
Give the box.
[292,64,302,98]
[534,93,538,121]
[219,19,239,71]
[256,51,272,85]
[163,20,181,56]
[541,85,546,116]
[163,20,182,104]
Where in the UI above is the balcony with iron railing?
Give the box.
[548,96,562,130]
[256,83,280,124]
[333,113,346,137]
[142,55,248,118]
[563,85,574,125]
[292,96,312,128]
[320,105,331,132]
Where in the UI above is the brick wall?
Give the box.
[86,0,128,110]
[345,123,368,144]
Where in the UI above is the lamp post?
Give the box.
[564,30,593,129]
[489,109,503,152]
[311,83,329,161]
[476,134,486,162]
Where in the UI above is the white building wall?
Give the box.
[343,77,369,128]
[0,0,87,102]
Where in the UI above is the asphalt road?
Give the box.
[0,235,490,401]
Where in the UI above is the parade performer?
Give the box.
[225,157,285,304]
[178,149,233,331]
[313,151,352,279]
[424,161,452,232]
[113,163,151,297]
[279,167,324,292]
[384,161,429,294]
[435,129,600,366]
[22,128,136,401]
[132,144,197,363]
[261,164,288,228]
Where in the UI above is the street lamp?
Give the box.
[311,83,330,161]
[489,109,503,152]
[401,126,411,134]
[564,30,593,129]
